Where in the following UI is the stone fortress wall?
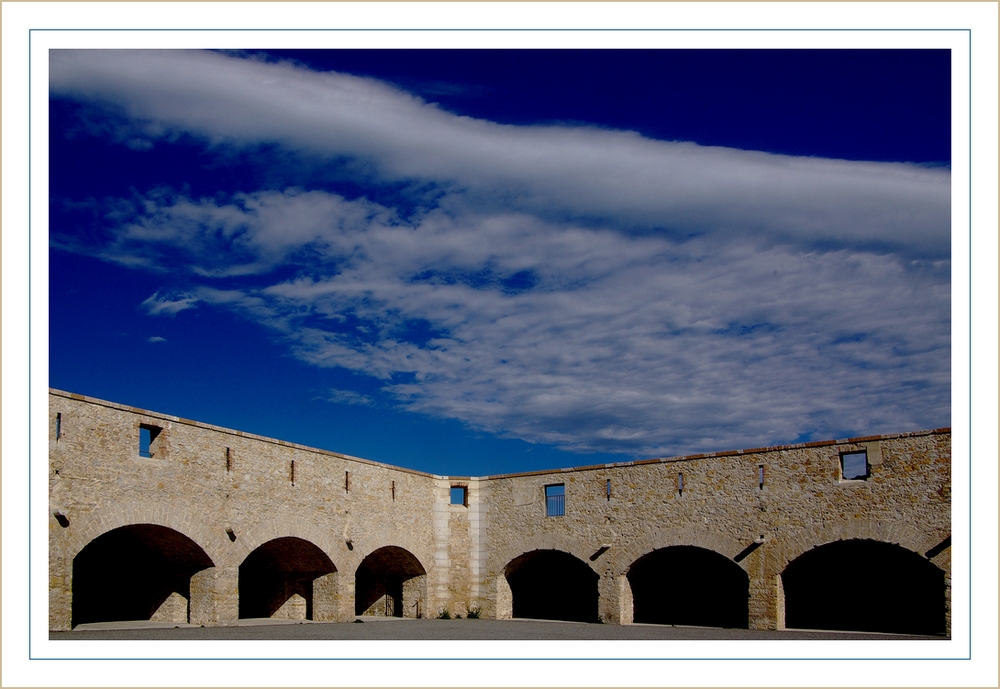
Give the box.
[48,389,951,635]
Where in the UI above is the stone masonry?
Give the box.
[48,389,951,634]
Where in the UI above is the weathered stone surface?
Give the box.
[49,389,950,634]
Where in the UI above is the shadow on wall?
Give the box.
[505,549,599,623]
[238,537,336,620]
[627,545,750,629]
[72,524,213,627]
[355,546,427,618]
[781,538,947,636]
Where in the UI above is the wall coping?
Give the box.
[50,388,950,482]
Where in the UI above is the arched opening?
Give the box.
[504,549,599,623]
[238,537,336,620]
[781,539,946,635]
[355,546,427,618]
[627,546,749,628]
[72,524,213,627]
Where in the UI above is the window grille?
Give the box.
[545,484,565,517]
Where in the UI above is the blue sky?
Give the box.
[48,49,951,476]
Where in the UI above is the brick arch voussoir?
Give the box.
[612,527,748,577]
[767,519,942,577]
[231,516,342,571]
[66,500,223,566]
[351,538,433,578]
[493,534,599,579]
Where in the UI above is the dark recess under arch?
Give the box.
[505,549,599,623]
[781,538,946,635]
[238,537,336,619]
[627,545,749,628]
[72,524,214,627]
[355,546,427,617]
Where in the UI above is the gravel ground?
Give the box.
[50,617,944,641]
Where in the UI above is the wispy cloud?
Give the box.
[52,50,950,458]
[141,290,199,316]
[324,388,376,407]
[147,336,167,343]
[123,188,948,456]
[50,50,950,257]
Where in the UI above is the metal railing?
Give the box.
[546,494,565,517]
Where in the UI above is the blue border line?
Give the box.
[30,28,972,663]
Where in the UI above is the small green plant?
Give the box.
[353,618,364,623]
[437,607,451,620]
[466,605,482,619]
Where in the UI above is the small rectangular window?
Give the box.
[450,486,467,506]
[545,484,565,517]
[138,424,160,458]
[606,478,611,501]
[841,451,869,480]
[55,413,62,440]
[758,465,765,490]
[677,472,684,496]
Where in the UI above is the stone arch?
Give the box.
[502,549,600,623]
[781,538,946,635]
[238,536,337,620]
[626,546,750,628]
[355,546,428,618]
[72,523,214,627]
[767,519,947,577]
[491,533,600,581]
[229,517,344,569]
[610,527,749,578]
[61,500,226,566]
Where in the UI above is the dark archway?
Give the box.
[627,546,749,628]
[238,537,336,620]
[355,546,427,617]
[782,539,946,635]
[72,524,214,627]
[505,549,599,623]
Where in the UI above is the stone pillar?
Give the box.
[748,577,779,630]
[49,550,73,631]
[312,571,347,622]
[618,575,634,625]
[597,572,626,625]
[773,574,786,630]
[431,479,452,617]
[190,565,238,627]
[467,479,489,615]
[494,574,512,619]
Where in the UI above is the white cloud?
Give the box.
[147,336,167,343]
[50,50,950,257]
[140,290,199,315]
[122,189,949,456]
[324,388,375,407]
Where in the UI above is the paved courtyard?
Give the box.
[51,617,944,641]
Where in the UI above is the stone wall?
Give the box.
[49,390,441,630]
[482,431,951,630]
[48,389,950,634]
